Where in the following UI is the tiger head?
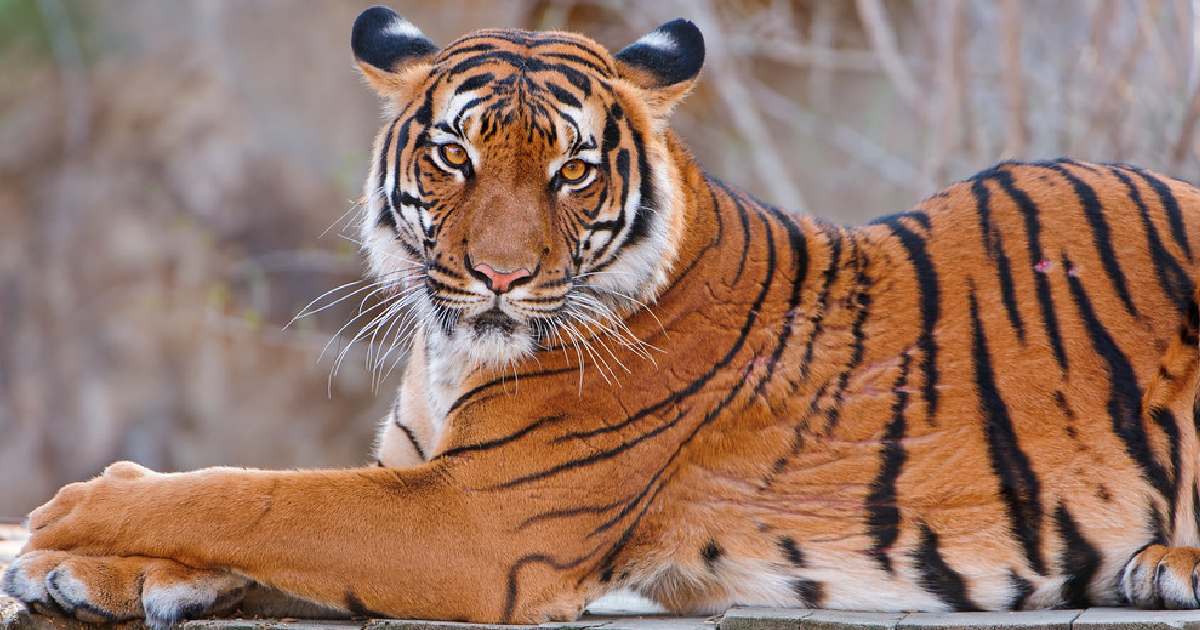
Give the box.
[352,7,705,368]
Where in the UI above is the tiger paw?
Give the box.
[1121,544,1200,609]
[2,550,250,630]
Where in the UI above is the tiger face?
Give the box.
[353,8,704,367]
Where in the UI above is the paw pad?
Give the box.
[1122,544,1200,609]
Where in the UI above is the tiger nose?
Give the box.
[472,262,532,294]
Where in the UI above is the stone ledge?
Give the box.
[9,603,1200,630]
[718,608,1200,630]
[1,599,713,630]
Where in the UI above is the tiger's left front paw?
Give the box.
[1122,544,1200,609]
[23,460,163,556]
[2,550,250,630]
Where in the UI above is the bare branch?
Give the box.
[1000,0,1028,157]
[1173,0,1200,166]
[685,1,809,212]
[856,0,926,120]
[35,0,90,151]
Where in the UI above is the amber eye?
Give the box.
[439,143,469,168]
[558,159,590,184]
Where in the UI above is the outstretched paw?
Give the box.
[1122,544,1200,609]
[2,550,249,629]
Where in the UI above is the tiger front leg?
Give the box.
[8,459,599,624]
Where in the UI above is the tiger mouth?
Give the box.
[471,308,519,335]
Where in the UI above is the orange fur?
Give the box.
[8,14,1200,627]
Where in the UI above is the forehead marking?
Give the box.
[441,31,616,76]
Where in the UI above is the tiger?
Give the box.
[6,6,1200,630]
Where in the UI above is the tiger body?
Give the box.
[6,9,1200,628]
[374,149,1200,614]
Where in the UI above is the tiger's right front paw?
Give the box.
[3,550,250,630]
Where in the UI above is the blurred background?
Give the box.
[1,0,1197,517]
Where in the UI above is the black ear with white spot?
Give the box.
[616,19,705,87]
[351,6,438,98]
[615,19,704,119]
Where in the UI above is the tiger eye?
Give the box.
[559,159,589,183]
[439,143,469,167]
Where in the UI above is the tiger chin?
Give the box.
[8,6,1200,629]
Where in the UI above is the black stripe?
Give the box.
[623,119,655,248]
[1044,163,1139,317]
[972,178,1026,342]
[453,72,493,95]
[755,203,810,395]
[823,244,872,433]
[344,591,386,618]
[1008,570,1035,611]
[970,288,1047,575]
[392,417,426,461]
[1193,482,1200,542]
[446,367,576,417]
[544,82,582,108]
[1124,165,1192,261]
[778,536,806,566]
[866,352,912,574]
[1053,390,1076,421]
[539,51,614,76]
[501,549,599,623]
[1186,296,1200,345]
[452,95,487,135]
[912,522,982,611]
[1110,167,1192,315]
[1148,406,1181,524]
[868,210,930,231]
[426,260,464,279]
[1148,502,1170,545]
[800,228,844,379]
[1054,503,1100,608]
[722,182,753,285]
[518,495,626,530]
[445,50,593,95]
[1063,254,1173,502]
[702,540,722,567]
[588,148,630,262]
[438,414,567,459]
[376,118,399,230]
[792,579,824,608]
[989,169,1068,372]
[880,218,941,421]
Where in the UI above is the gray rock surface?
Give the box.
[10,600,1200,630]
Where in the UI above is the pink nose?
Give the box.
[473,263,532,294]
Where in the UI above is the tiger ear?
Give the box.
[351,6,438,100]
[614,19,705,120]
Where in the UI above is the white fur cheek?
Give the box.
[589,134,682,309]
[361,194,423,285]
